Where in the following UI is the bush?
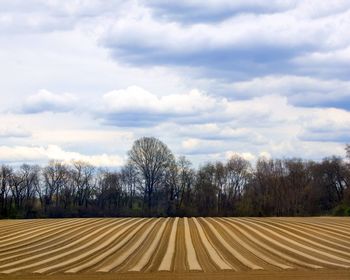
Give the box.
[345,207,350,216]
[332,205,350,216]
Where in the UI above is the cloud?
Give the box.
[99,86,301,128]
[0,144,124,167]
[97,85,350,145]
[21,89,78,113]
[293,46,350,66]
[227,75,350,108]
[298,108,350,143]
[175,123,267,144]
[100,86,223,126]
[101,2,350,80]
[104,86,350,161]
[225,151,256,162]
[291,46,350,81]
[181,138,224,155]
[0,1,350,167]
[0,126,31,138]
[182,138,200,149]
[0,0,126,33]
[8,84,350,165]
[147,0,296,22]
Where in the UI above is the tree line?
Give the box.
[1,137,350,218]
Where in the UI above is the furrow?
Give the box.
[211,218,291,270]
[272,218,350,250]
[0,218,104,261]
[0,220,47,235]
[288,219,350,240]
[37,218,144,274]
[309,220,350,232]
[223,218,322,269]
[0,219,74,245]
[192,218,232,270]
[183,217,202,271]
[97,218,160,272]
[64,219,149,273]
[276,219,350,248]
[248,218,350,258]
[0,219,59,235]
[129,218,169,272]
[0,219,94,252]
[172,218,186,272]
[0,218,129,274]
[0,219,65,237]
[232,219,350,269]
[158,217,179,271]
[204,218,270,270]
[277,219,350,245]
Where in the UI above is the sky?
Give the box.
[1,0,350,167]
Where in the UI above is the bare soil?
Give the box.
[0,217,349,279]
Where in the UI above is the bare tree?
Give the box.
[195,163,218,216]
[127,137,175,215]
[9,170,25,212]
[18,164,40,217]
[96,170,123,215]
[71,161,95,208]
[175,156,195,214]
[214,161,226,215]
[42,161,69,211]
[284,159,312,215]
[121,163,138,209]
[0,165,12,217]
[223,156,251,215]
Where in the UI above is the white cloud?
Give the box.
[182,138,200,149]
[293,46,350,65]
[102,86,217,115]
[225,151,256,162]
[149,0,296,15]
[0,0,127,33]
[100,86,299,127]
[21,89,78,113]
[258,151,272,159]
[180,138,223,155]
[0,125,31,138]
[100,86,225,126]
[0,145,124,167]
[99,85,350,145]
[227,75,350,106]
[102,3,350,66]
[0,1,349,167]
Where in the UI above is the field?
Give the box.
[0,217,349,280]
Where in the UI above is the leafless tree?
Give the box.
[195,163,218,216]
[121,163,139,209]
[175,156,195,214]
[0,165,12,217]
[42,161,69,211]
[222,156,251,215]
[128,137,175,215]
[70,161,95,208]
[18,164,40,216]
[1,139,350,218]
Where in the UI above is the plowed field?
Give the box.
[0,217,349,280]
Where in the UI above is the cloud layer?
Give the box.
[0,1,349,166]
[0,145,124,167]
[102,1,350,81]
[21,90,78,113]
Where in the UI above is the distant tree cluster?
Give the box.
[1,138,350,218]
